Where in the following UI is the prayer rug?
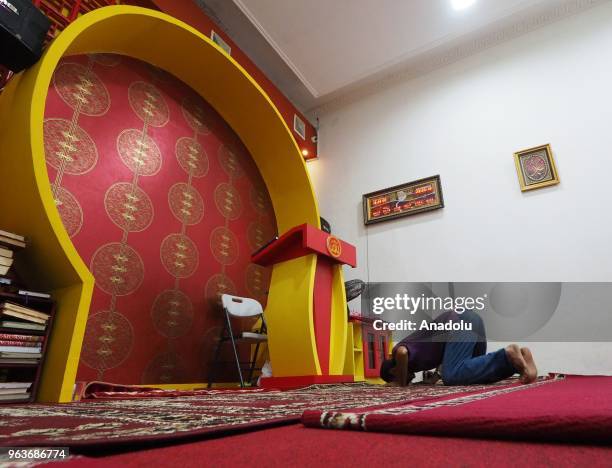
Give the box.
[302,375,612,443]
[0,380,520,447]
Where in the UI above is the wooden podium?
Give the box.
[252,224,356,388]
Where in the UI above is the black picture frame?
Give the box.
[362,175,444,225]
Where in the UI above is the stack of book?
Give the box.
[0,245,15,277]
[0,228,25,278]
[0,326,45,364]
[0,381,32,401]
[0,366,33,401]
[1,302,49,335]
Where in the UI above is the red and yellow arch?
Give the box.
[0,6,352,401]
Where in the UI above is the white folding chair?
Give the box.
[207,294,268,388]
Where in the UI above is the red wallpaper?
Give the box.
[43,53,277,384]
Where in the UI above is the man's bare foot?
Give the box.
[520,347,537,384]
[506,344,537,383]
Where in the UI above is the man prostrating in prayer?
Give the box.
[380,310,537,386]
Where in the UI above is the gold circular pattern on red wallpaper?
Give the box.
[80,309,134,370]
[142,351,186,384]
[168,182,204,226]
[90,242,145,296]
[247,221,275,251]
[160,233,199,278]
[210,227,239,266]
[128,81,169,127]
[53,62,110,116]
[214,182,242,220]
[204,273,237,307]
[90,53,122,67]
[54,186,83,238]
[117,129,163,176]
[250,186,273,216]
[43,118,98,175]
[151,289,194,339]
[175,137,209,177]
[218,144,244,179]
[245,263,271,301]
[104,182,155,232]
[181,98,212,135]
[43,53,280,384]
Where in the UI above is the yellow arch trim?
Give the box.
[0,6,321,401]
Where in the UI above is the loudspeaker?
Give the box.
[320,217,331,234]
[0,0,50,72]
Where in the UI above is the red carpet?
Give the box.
[303,375,612,443]
[0,381,513,447]
[45,424,612,468]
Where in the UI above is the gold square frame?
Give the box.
[513,144,560,192]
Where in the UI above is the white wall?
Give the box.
[309,2,612,375]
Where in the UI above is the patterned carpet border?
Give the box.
[0,380,526,448]
[300,375,612,444]
[303,375,562,432]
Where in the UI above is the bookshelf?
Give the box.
[0,29,95,402]
[0,292,56,403]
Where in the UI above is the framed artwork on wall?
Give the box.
[293,114,306,140]
[210,30,232,56]
[513,144,560,191]
[362,175,444,225]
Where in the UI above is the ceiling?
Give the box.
[198,0,603,114]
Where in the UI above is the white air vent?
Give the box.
[210,30,231,56]
[293,114,306,140]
